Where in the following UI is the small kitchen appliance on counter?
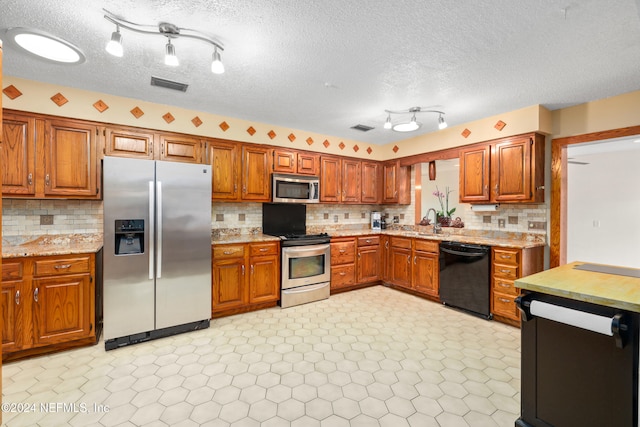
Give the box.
[371,211,382,231]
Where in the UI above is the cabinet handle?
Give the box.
[242,265,245,275]
[358,253,361,258]
[259,248,268,252]
[243,186,247,194]
[494,184,499,195]
[251,265,254,274]
[54,264,72,269]
[407,255,410,263]
[385,241,389,249]
[500,269,512,274]
[234,184,238,192]
[28,173,33,185]
[365,239,371,244]
[15,290,20,306]
[339,272,346,276]
[45,174,50,187]
[34,287,39,303]
[223,250,235,255]
[498,282,511,288]
[339,249,346,254]
[500,255,512,259]
[498,297,512,303]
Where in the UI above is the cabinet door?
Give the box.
[380,236,390,282]
[32,274,93,346]
[357,245,380,283]
[382,161,398,203]
[297,152,319,176]
[249,255,279,304]
[158,133,203,164]
[273,149,297,174]
[212,258,247,312]
[342,159,361,203]
[413,251,439,297]
[361,161,380,204]
[104,126,155,160]
[459,145,491,202]
[209,140,240,200]
[320,156,341,202]
[2,113,36,195]
[241,145,271,201]
[1,280,25,353]
[44,119,98,198]
[390,247,412,289]
[492,137,532,202]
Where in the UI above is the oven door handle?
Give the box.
[283,244,329,255]
[282,282,329,294]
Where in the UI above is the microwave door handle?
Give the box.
[310,182,314,198]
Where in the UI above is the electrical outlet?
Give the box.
[40,214,54,225]
[333,215,338,223]
[498,218,506,228]
[528,221,547,230]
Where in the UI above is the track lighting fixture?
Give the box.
[103,9,225,74]
[383,107,447,132]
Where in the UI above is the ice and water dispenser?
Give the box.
[114,220,144,255]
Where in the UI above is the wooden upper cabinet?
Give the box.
[157,133,202,164]
[209,140,240,200]
[459,133,544,204]
[341,159,361,203]
[44,118,99,198]
[361,161,380,204]
[320,156,341,202]
[273,149,296,174]
[273,149,319,176]
[2,112,36,195]
[104,126,155,160]
[241,145,271,201]
[382,160,410,204]
[459,145,490,203]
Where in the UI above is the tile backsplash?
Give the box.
[2,199,104,236]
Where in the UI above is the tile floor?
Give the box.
[2,286,522,427]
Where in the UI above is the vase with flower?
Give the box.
[433,186,456,227]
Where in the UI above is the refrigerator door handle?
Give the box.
[157,181,163,279]
[149,181,155,280]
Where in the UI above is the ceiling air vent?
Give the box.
[351,124,374,132]
[150,76,189,92]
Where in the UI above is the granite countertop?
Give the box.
[2,234,104,258]
[516,261,640,313]
[212,228,545,249]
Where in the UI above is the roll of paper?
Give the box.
[530,300,613,336]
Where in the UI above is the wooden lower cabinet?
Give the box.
[1,252,100,361]
[387,237,440,300]
[356,236,380,283]
[212,242,280,317]
[389,237,412,289]
[491,246,543,325]
[330,238,356,292]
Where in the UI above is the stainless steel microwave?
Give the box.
[272,173,320,203]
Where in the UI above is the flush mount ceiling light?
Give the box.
[6,27,85,64]
[103,9,225,74]
[383,107,447,132]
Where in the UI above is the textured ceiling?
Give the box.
[1,0,640,145]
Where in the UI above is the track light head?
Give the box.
[106,26,123,57]
[383,114,392,129]
[164,39,179,66]
[211,47,225,74]
[438,114,448,130]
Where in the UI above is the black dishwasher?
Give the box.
[439,241,491,318]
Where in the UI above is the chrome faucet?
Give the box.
[426,208,441,234]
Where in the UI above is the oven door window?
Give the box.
[289,254,325,279]
[276,180,310,200]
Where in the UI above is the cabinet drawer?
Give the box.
[494,264,519,279]
[357,236,380,247]
[2,260,24,281]
[414,239,439,253]
[331,264,355,288]
[493,277,519,297]
[492,292,519,319]
[493,248,520,266]
[390,237,412,249]
[250,242,279,257]
[331,241,355,265]
[213,244,246,260]
[34,256,91,277]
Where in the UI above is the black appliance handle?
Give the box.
[440,247,488,258]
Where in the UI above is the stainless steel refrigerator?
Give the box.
[103,157,212,350]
